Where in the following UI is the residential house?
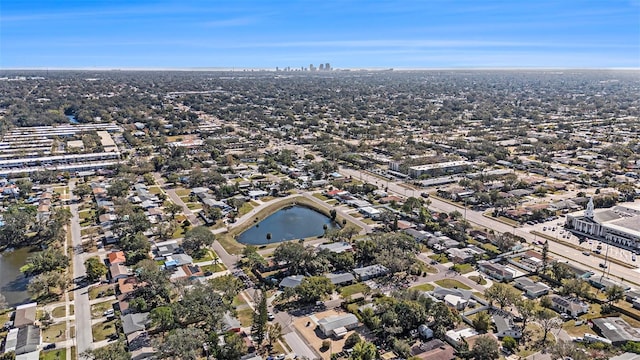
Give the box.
[353,264,389,281]
[110,263,131,283]
[317,242,353,253]
[170,264,204,282]
[444,328,479,347]
[13,303,37,328]
[222,311,241,332]
[427,236,460,252]
[549,295,589,317]
[325,272,355,286]
[445,246,484,263]
[121,313,150,336]
[317,313,359,338]
[493,315,522,339]
[478,262,515,281]
[514,277,550,298]
[107,251,126,265]
[164,254,193,268]
[592,317,640,346]
[279,275,305,289]
[14,325,40,355]
[410,339,455,360]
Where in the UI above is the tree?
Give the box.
[344,333,361,349]
[541,240,549,273]
[215,331,248,360]
[84,257,108,282]
[550,262,572,282]
[242,245,266,270]
[330,209,337,222]
[560,278,590,301]
[165,203,183,219]
[606,284,625,305]
[252,291,268,346]
[107,178,131,198]
[536,308,561,343]
[296,276,334,303]
[392,339,412,359]
[156,328,206,360]
[549,340,588,360]
[515,299,536,332]
[209,274,244,305]
[182,226,215,257]
[273,242,307,275]
[21,248,69,277]
[502,336,517,352]
[73,183,92,199]
[349,341,377,360]
[472,311,491,332]
[485,283,519,309]
[266,322,283,349]
[471,335,500,360]
[149,306,175,332]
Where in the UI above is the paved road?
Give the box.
[69,180,93,353]
[338,167,639,287]
[152,172,201,226]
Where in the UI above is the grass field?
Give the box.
[88,284,115,300]
[91,300,115,319]
[409,283,435,292]
[236,307,255,327]
[312,193,329,201]
[238,202,256,217]
[174,188,191,197]
[468,275,487,285]
[428,254,449,263]
[148,186,162,194]
[51,306,66,318]
[42,322,67,342]
[339,283,370,298]
[41,348,67,360]
[451,263,474,274]
[434,279,471,290]
[92,319,117,341]
[200,263,227,273]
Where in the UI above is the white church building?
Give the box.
[565,197,640,252]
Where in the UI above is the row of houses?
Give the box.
[3,303,41,359]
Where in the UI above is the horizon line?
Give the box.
[1,66,639,72]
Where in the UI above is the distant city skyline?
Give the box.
[1,0,639,69]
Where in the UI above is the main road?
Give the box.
[338,167,640,287]
[68,180,93,354]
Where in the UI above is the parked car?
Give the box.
[268,312,275,321]
[582,251,590,256]
[44,343,56,350]
[599,263,607,269]
[275,354,285,360]
[633,255,637,262]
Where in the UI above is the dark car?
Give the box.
[44,343,56,350]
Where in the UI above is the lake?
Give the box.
[0,247,33,307]
[237,205,338,245]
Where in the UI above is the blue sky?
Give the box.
[1,0,639,69]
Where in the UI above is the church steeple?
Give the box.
[585,196,595,219]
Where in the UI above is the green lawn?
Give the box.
[42,322,67,342]
[362,218,376,224]
[78,210,95,220]
[339,283,370,298]
[88,284,115,300]
[175,188,192,196]
[40,348,67,360]
[468,275,487,285]
[562,319,596,337]
[200,263,227,273]
[172,225,190,239]
[51,306,66,318]
[451,263,474,274]
[238,202,256,217]
[434,279,471,290]
[187,202,203,210]
[217,234,245,255]
[480,243,500,253]
[91,300,115,319]
[148,186,162,194]
[428,254,449,263]
[236,307,255,327]
[193,249,218,263]
[92,319,117,341]
[409,283,435,292]
[326,199,338,205]
[312,193,329,201]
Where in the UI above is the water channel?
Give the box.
[0,247,33,307]
[237,205,338,245]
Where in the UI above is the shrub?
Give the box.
[344,333,361,349]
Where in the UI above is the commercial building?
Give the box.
[566,198,640,252]
[408,161,474,178]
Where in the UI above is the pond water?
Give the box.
[0,247,33,307]
[237,205,338,245]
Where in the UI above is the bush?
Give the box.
[344,333,361,349]
[321,340,331,351]
[502,336,517,351]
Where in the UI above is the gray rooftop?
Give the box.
[592,317,640,344]
[121,312,150,335]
